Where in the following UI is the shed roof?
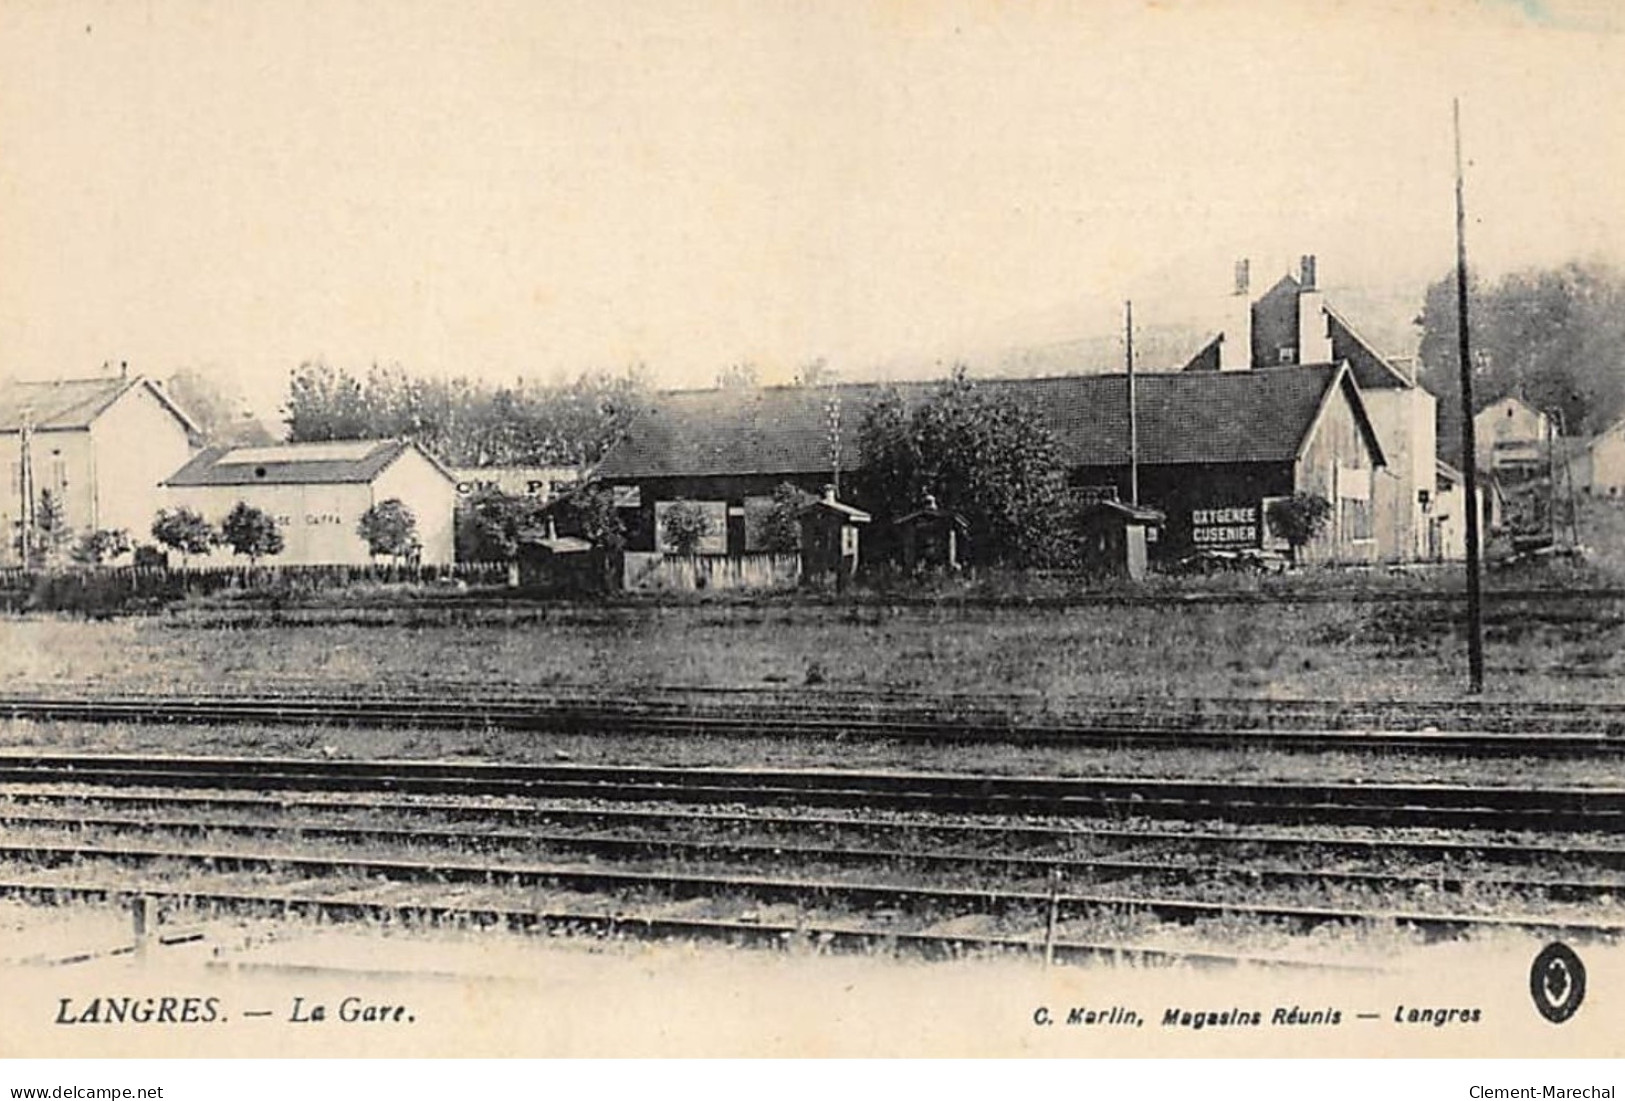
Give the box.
[597,364,1382,480]
[0,375,200,435]
[164,439,450,487]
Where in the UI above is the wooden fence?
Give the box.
[623,552,801,592]
[0,561,510,612]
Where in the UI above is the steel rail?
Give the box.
[0,879,1367,972]
[9,690,1625,750]
[9,809,1624,903]
[3,841,1619,940]
[4,789,1618,868]
[1,754,1621,830]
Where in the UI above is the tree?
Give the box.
[456,489,545,562]
[854,368,1071,567]
[1266,493,1334,564]
[357,499,419,563]
[70,529,132,567]
[1416,261,1625,460]
[715,362,760,390]
[793,359,836,387]
[20,488,74,568]
[553,485,627,552]
[661,499,713,555]
[151,508,218,565]
[219,503,284,563]
[761,482,814,552]
[163,368,276,446]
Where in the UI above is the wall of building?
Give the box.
[169,482,377,565]
[1293,384,1380,564]
[1,429,94,564]
[373,449,457,565]
[89,384,196,539]
[1475,397,1551,471]
[1582,428,1625,497]
[1361,387,1437,562]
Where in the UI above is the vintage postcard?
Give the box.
[1,0,1624,1073]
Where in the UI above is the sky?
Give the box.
[1,0,1622,417]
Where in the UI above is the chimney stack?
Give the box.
[1220,258,1253,371]
[1296,254,1332,364]
[120,360,128,380]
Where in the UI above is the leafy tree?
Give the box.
[163,368,276,446]
[70,529,132,567]
[456,489,545,562]
[283,362,649,469]
[1266,493,1334,564]
[219,503,284,563]
[661,499,713,555]
[357,498,419,563]
[761,482,814,552]
[151,507,218,565]
[552,485,627,552]
[854,368,1071,567]
[715,362,760,390]
[793,359,836,387]
[1416,261,1625,460]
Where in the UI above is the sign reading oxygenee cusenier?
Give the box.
[1190,505,1260,548]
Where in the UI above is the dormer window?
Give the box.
[1278,347,1297,365]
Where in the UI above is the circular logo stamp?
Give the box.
[1530,942,1586,1024]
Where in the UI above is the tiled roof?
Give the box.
[0,376,197,434]
[597,365,1381,480]
[164,439,430,486]
[1325,307,1415,390]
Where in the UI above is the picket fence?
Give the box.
[623,552,801,592]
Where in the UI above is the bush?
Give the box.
[761,483,814,552]
[661,499,713,555]
[1266,493,1334,563]
[69,529,132,567]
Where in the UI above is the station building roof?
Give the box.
[596,363,1383,481]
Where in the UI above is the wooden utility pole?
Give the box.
[1454,98,1486,693]
[17,409,34,568]
[1126,300,1139,507]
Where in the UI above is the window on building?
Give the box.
[1278,347,1297,365]
[1341,497,1373,541]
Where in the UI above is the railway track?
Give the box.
[7,686,1625,754]
[2,753,1623,969]
[3,753,1623,830]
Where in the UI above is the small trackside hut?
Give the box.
[1077,499,1165,580]
[798,486,870,589]
[895,494,969,573]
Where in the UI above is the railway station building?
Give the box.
[162,439,458,566]
[594,361,1387,566]
[1,371,200,566]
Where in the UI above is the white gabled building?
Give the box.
[162,439,457,565]
[1,372,200,565]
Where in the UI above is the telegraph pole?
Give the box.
[1126,300,1139,507]
[1454,98,1486,693]
[17,409,34,568]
